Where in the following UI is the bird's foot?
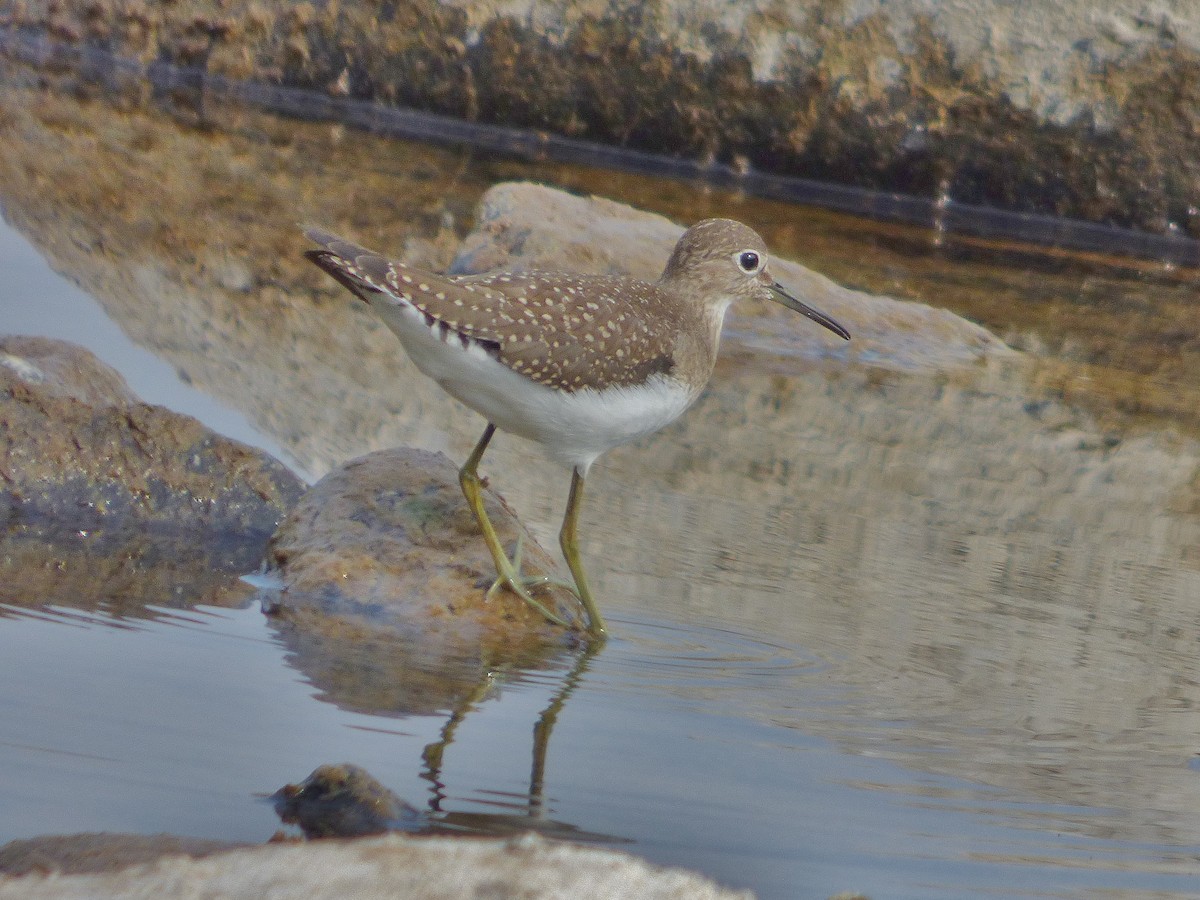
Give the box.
[485,535,577,627]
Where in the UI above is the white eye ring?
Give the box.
[734,250,763,273]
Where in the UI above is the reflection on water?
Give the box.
[1,49,1200,899]
[4,604,1199,898]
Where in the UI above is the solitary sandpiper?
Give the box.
[304,218,850,637]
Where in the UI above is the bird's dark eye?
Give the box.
[737,251,760,272]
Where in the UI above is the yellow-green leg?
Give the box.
[560,468,607,637]
[459,424,569,628]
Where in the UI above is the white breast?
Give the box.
[364,293,698,474]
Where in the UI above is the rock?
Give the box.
[263,447,581,715]
[0,336,138,408]
[8,0,1200,235]
[0,832,753,899]
[0,335,303,533]
[0,834,245,877]
[452,182,1010,371]
[272,757,622,844]
[0,336,305,612]
[267,446,581,635]
[272,764,423,838]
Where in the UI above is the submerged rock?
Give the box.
[272,763,624,849]
[272,764,423,839]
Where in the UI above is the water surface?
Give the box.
[1,61,1199,899]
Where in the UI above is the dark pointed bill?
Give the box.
[768,282,851,341]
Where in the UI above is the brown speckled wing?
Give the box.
[451,271,677,391]
[305,229,677,392]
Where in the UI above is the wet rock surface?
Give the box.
[272,760,623,844]
[0,335,303,535]
[272,764,423,839]
[0,336,304,612]
[264,447,581,714]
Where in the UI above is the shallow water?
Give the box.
[2,63,1200,899]
[6,600,1198,898]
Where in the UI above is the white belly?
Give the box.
[367,296,698,473]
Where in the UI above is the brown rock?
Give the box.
[0,335,303,534]
[0,832,753,899]
[10,0,1200,235]
[271,764,422,838]
[0,336,304,613]
[0,833,245,876]
[263,447,581,715]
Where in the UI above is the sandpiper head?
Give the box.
[662,218,850,341]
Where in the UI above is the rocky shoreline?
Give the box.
[4,0,1200,239]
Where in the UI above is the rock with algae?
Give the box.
[262,447,583,716]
